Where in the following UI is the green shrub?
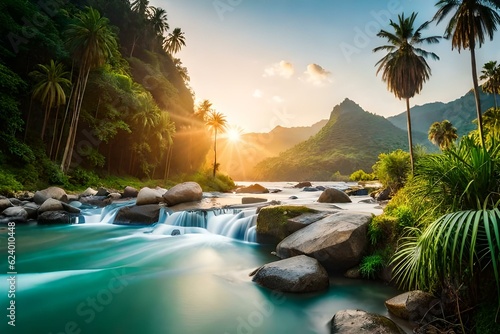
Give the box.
[68,168,100,187]
[369,214,398,246]
[191,169,236,192]
[359,254,384,279]
[350,169,376,181]
[372,149,410,192]
[0,171,23,196]
[331,171,350,181]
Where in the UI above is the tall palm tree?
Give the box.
[194,99,212,122]
[173,57,190,83]
[480,60,500,108]
[428,120,458,150]
[434,0,500,146]
[131,0,149,17]
[129,0,150,57]
[374,12,441,173]
[61,7,117,172]
[30,60,71,141]
[205,109,227,177]
[163,28,186,54]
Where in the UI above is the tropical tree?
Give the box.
[130,0,149,17]
[373,12,441,173]
[428,119,458,150]
[129,0,150,57]
[61,7,118,172]
[163,28,186,54]
[148,6,169,36]
[434,0,500,146]
[480,60,500,108]
[194,99,212,122]
[205,109,227,177]
[173,57,190,83]
[30,60,71,141]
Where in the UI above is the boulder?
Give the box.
[345,187,369,196]
[343,266,361,279]
[235,184,269,194]
[276,212,371,271]
[96,187,110,197]
[162,182,203,206]
[376,188,391,201]
[81,187,98,197]
[23,202,40,219]
[136,187,165,206]
[303,187,320,192]
[0,198,13,212]
[256,205,317,243]
[79,196,108,207]
[293,181,312,188]
[38,198,81,214]
[241,197,267,205]
[385,290,439,322]
[8,198,22,206]
[1,207,28,223]
[318,188,352,203]
[251,255,329,293]
[37,211,73,225]
[107,193,122,201]
[43,186,68,202]
[114,204,160,225]
[330,309,405,334]
[123,186,139,198]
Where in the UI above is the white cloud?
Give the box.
[303,63,332,86]
[264,60,295,79]
[253,89,263,98]
[272,95,284,103]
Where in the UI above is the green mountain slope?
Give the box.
[253,98,423,181]
[388,90,495,136]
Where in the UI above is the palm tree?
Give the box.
[148,6,169,36]
[173,57,190,82]
[205,109,227,177]
[163,28,186,54]
[434,0,500,146]
[373,12,441,173]
[428,120,458,150]
[30,60,71,141]
[131,0,149,17]
[129,0,150,57]
[480,60,500,108]
[61,7,117,172]
[194,99,212,122]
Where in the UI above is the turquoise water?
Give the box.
[0,207,403,334]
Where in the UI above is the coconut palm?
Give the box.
[434,0,500,146]
[194,99,212,122]
[480,60,500,108]
[205,109,227,177]
[30,60,71,141]
[428,120,458,150]
[163,28,186,54]
[131,0,149,17]
[148,6,169,36]
[373,12,441,173]
[61,7,117,172]
[173,57,190,83]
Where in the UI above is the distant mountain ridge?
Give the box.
[388,89,495,136]
[252,98,423,181]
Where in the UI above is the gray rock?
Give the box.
[330,309,405,333]
[302,187,320,192]
[95,187,109,197]
[318,188,352,203]
[343,266,361,279]
[43,186,68,202]
[107,193,122,200]
[61,202,81,214]
[385,290,439,322]
[289,196,298,200]
[171,229,181,236]
[376,188,391,201]
[162,182,203,206]
[293,181,312,188]
[316,185,326,191]
[33,191,49,205]
[0,198,13,212]
[114,204,160,225]
[79,196,108,207]
[136,187,165,206]
[276,212,371,271]
[1,207,28,223]
[123,186,139,198]
[81,187,98,197]
[23,202,40,219]
[241,197,267,204]
[38,198,64,213]
[8,198,22,206]
[38,211,73,225]
[251,255,329,293]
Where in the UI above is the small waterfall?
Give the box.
[79,200,135,224]
[153,208,258,243]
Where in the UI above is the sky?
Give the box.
[151,0,500,133]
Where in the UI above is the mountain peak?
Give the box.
[330,98,364,119]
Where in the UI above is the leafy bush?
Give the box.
[368,214,398,246]
[192,169,236,192]
[359,254,384,279]
[68,168,101,187]
[372,149,410,192]
[350,169,376,181]
[0,171,23,196]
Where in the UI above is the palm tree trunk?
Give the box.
[41,104,51,140]
[213,129,218,178]
[494,93,498,109]
[470,46,485,146]
[56,84,74,161]
[49,105,60,159]
[130,35,139,58]
[406,98,414,174]
[24,98,33,142]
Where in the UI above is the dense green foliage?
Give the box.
[254,99,428,181]
[0,0,211,188]
[372,149,411,192]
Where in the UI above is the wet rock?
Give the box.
[123,186,139,198]
[276,212,371,272]
[136,187,165,206]
[344,266,361,279]
[37,211,73,225]
[171,229,181,236]
[23,202,39,219]
[385,290,439,322]
[235,184,269,194]
[330,309,405,333]
[0,198,13,212]
[38,198,81,214]
[43,186,68,202]
[107,193,122,201]
[163,182,203,206]
[241,197,267,205]
[1,207,28,223]
[8,198,22,206]
[251,255,329,293]
[376,188,391,201]
[302,187,320,192]
[114,204,160,225]
[81,187,98,197]
[96,187,110,197]
[318,188,352,203]
[293,181,312,188]
[289,196,298,200]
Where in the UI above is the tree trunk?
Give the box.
[41,103,51,140]
[212,129,217,178]
[470,45,485,146]
[130,35,139,58]
[24,98,33,142]
[49,105,60,159]
[406,98,414,175]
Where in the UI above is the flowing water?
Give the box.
[0,195,405,334]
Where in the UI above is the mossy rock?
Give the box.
[256,205,321,243]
